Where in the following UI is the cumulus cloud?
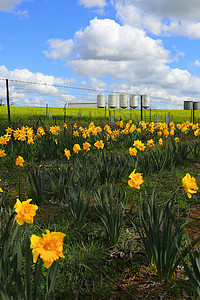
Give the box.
[43,16,200,103]
[126,0,200,20]
[45,18,169,62]
[79,0,106,8]
[0,0,27,12]
[114,0,200,38]
[0,65,76,106]
[44,39,74,61]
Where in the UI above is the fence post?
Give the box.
[193,102,195,123]
[150,107,151,123]
[46,103,48,118]
[140,95,143,122]
[64,103,67,123]
[6,79,11,122]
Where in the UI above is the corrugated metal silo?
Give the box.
[108,93,117,108]
[193,102,200,110]
[119,93,128,109]
[142,94,150,108]
[97,93,106,108]
[130,94,139,108]
[184,101,193,110]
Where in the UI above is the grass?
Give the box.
[1,117,200,298]
[1,105,200,126]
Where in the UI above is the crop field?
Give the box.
[1,116,200,298]
[1,105,200,124]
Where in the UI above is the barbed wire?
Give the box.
[0,78,118,94]
[0,78,200,106]
[0,78,186,103]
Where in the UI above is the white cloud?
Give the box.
[114,0,200,38]
[55,94,76,107]
[126,0,200,20]
[44,39,74,61]
[192,60,200,67]
[0,0,27,12]
[0,65,76,106]
[79,0,106,8]
[43,17,200,102]
[45,18,169,62]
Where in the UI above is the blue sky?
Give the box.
[1,0,200,109]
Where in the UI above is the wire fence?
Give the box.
[0,78,200,124]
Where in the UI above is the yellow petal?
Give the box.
[43,260,53,268]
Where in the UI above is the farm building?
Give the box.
[68,101,98,108]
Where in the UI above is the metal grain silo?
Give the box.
[119,93,128,109]
[142,94,150,108]
[130,94,139,108]
[193,101,200,110]
[108,93,117,108]
[97,93,106,108]
[184,101,193,110]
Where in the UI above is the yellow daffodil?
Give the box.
[147,139,154,147]
[27,138,34,145]
[133,140,142,148]
[128,169,144,189]
[194,129,200,136]
[129,147,137,156]
[94,140,104,149]
[182,173,198,198]
[49,126,60,135]
[0,179,3,193]
[83,142,91,151]
[129,124,136,132]
[6,127,13,134]
[73,130,79,137]
[64,149,71,159]
[118,120,123,128]
[37,127,45,137]
[30,230,66,268]
[133,140,146,151]
[163,129,169,137]
[174,137,180,142]
[16,156,25,167]
[73,144,81,153]
[0,149,6,157]
[14,198,38,225]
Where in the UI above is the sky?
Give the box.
[1,0,200,109]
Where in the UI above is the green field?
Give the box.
[0,105,200,125]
